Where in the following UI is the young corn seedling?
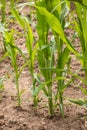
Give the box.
[35,0,75,117]
[3,30,24,107]
[51,0,70,117]
[35,0,55,116]
[11,5,39,107]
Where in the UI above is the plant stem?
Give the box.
[48,83,53,116]
[1,0,6,23]
[15,75,20,107]
[59,91,64,117]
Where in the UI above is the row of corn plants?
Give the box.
[0,0,87,117]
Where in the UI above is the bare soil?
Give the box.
[0,1,87,130]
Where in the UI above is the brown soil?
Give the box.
[0,1,87,130]
[0,55,87,130]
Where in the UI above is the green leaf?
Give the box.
[32,83,44,97]
[73,74,87,86]
[11,8,25,28]
[0,52,8,63]
[0,78,4,92]
[69,99,87,107]
[4,31,18,73]
[19,89,25,97]
[61,47,70,69]
[79,86,87,96]
[35,6,77,55]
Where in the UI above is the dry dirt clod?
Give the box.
[0,114,4,119]
[0,120,5,126]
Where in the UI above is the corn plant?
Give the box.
[51,0,70,117]
[11,5,39,107]
[34,0,77,117]
[3,30,26,107]
[35,0,54,115]
[67,0,87,107]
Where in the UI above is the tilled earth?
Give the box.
[0,1,87,130]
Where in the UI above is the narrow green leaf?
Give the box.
[69,99,87,107]
[79,86,87,96]
[0,52,8,63]
[35,6,77,55]
[61,47,70,68]
[0,78,4,92]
